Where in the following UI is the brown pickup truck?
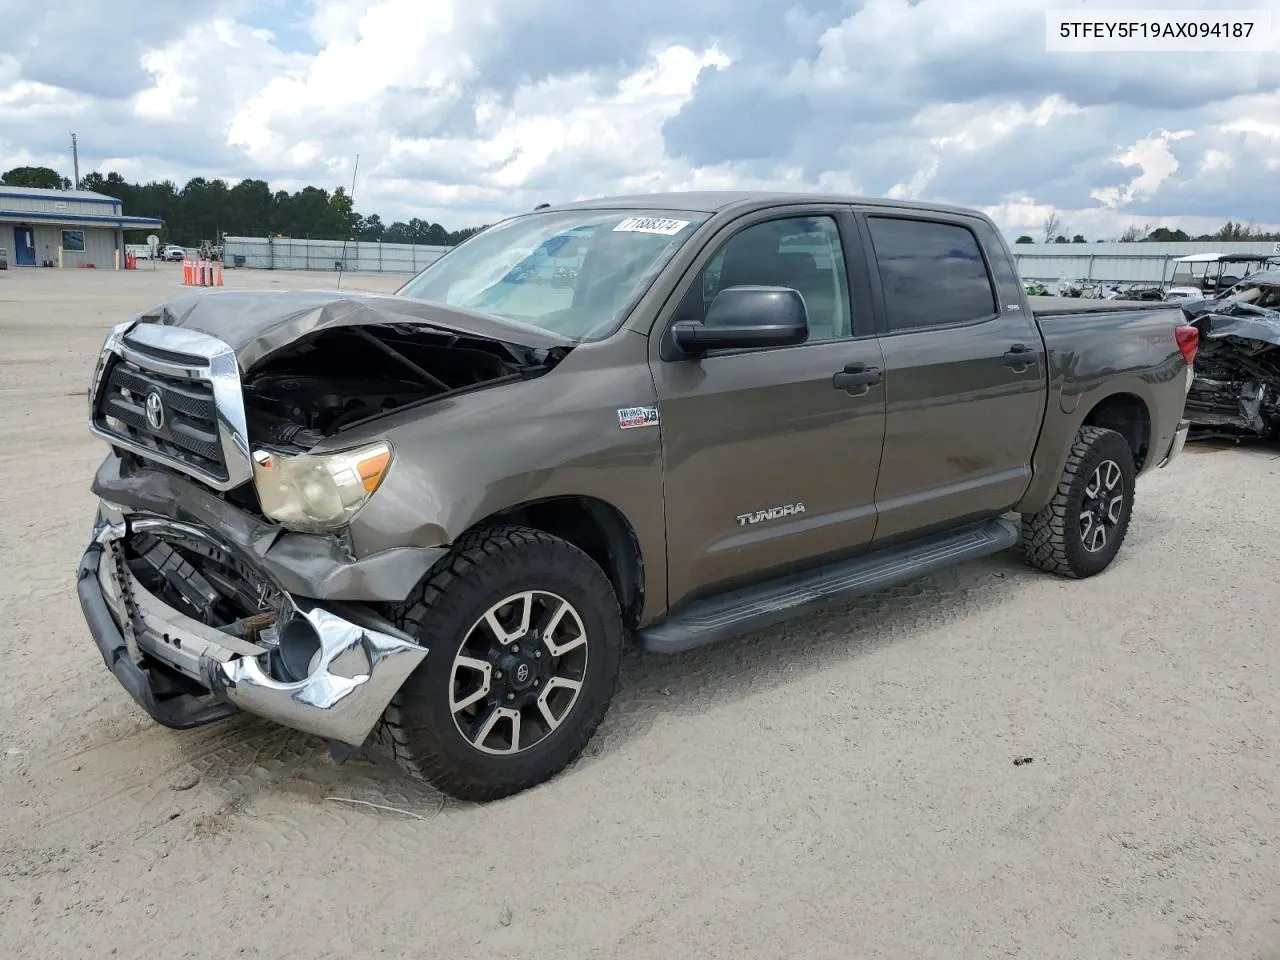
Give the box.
[78,191,1197,800]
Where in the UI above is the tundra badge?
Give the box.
[736,502,806,526]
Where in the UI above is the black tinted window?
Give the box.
[680,216,852,342]
[867,217,997,331]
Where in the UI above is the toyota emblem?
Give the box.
[515,663,530,683]
[145,390,165,431]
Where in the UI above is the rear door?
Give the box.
[649,206,888,609]
[856,210,1047,542]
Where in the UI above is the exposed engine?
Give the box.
[242,324,563,451]
[1185,350,1280,440]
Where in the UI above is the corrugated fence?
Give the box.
[223,234,1280,285]
[222,236,452,273]
[1014,240,1280,284]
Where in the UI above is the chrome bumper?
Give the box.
[1159,418,1191,468]
[78,504,428,746]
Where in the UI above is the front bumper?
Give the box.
[1159,418,1191,468]
[77,503,428,746]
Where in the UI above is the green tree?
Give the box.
[2,165,72,189]
[1014,235,1034,244]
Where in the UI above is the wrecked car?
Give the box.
[1181,268,1280,440]
[78,192,1196,801]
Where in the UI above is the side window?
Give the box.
[677,216,852,342]
[866,217,997,332]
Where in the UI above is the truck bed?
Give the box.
[1029,296,1178,317]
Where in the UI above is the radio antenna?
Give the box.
[336,153,359,290]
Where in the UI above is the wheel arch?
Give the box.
[476,495,647,630]
[1079,391,1152,471]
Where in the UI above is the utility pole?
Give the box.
[70,132,80,190]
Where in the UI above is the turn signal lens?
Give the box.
[357,450,391,493]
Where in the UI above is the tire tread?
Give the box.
[378,524,622,802]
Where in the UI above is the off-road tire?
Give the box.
[1020,425,1136,579]
[379,524,624,802]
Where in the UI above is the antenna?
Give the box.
[70,132,80,190]
[336,153,359,291]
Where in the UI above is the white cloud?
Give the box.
[1089,129,1196,208]
[1,0,1278,237]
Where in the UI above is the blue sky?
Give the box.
[1,0,1277,238]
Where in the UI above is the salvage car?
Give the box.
[1181,268,1280,440]
[78,192,1197,801]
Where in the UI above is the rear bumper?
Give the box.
[1159,418,1191,468]
[78,502,428,746]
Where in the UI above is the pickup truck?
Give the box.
[77,192,1196,801]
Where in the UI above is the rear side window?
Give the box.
[866,217,997,332]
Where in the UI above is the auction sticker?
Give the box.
[613,217,690,236]
[618,405,660,429]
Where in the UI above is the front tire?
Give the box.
[380,524,624,802]
[1020,425,1136,579]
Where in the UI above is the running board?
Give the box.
[637,517,1019,655]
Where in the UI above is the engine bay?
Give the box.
[241,323,564,451]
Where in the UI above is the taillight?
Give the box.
[1175,325,1199,366]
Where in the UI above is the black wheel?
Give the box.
[1020,425,1136,579]
[379,524,624,802]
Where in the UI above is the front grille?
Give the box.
[93,356,229,481]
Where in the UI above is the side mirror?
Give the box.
[671,285,809,355]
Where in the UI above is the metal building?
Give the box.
[0,186,162,269]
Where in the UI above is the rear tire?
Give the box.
[379,524,624,802]
[1020,425,1136,579]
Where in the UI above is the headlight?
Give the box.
[251,441,392,532]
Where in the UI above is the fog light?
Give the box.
[274,617,322,682]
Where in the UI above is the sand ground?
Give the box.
[2,263,1279,960]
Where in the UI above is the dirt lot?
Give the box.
[2,263,1280,960]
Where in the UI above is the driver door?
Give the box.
[649,206,888,610]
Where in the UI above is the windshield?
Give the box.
[1225,277,1280,309]
[396,209,708,342]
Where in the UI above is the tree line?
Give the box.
[1016,210,1280,244]
[1,165,487,248]
[8,163,1276,248]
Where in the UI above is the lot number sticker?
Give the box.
[613,217,691,236]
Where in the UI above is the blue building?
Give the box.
[0,185,162,269]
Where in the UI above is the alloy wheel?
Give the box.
[1079,459,1125,553]
[449,591,589,755]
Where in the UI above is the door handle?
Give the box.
[832,362,883,395]
[1003,343,1034,371]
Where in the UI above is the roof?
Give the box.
[0,184,119,205]
[1231,268,1280,287]
[547,189,986,219]
[0,209,161,228]
[1175,252,1280,264]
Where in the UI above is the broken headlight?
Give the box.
[251,441,392,532]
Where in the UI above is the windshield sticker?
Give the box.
[618,405,660,429]
[613,217,691,236]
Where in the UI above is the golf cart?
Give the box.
[1164,252,1280,302]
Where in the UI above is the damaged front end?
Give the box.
[78,503,426,745]
[1182,294,1280,441]
[79,290,570,747]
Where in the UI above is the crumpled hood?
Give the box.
[1182,298,1280,349]
[127,288,575,370]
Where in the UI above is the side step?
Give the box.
[637,517,1019,655]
